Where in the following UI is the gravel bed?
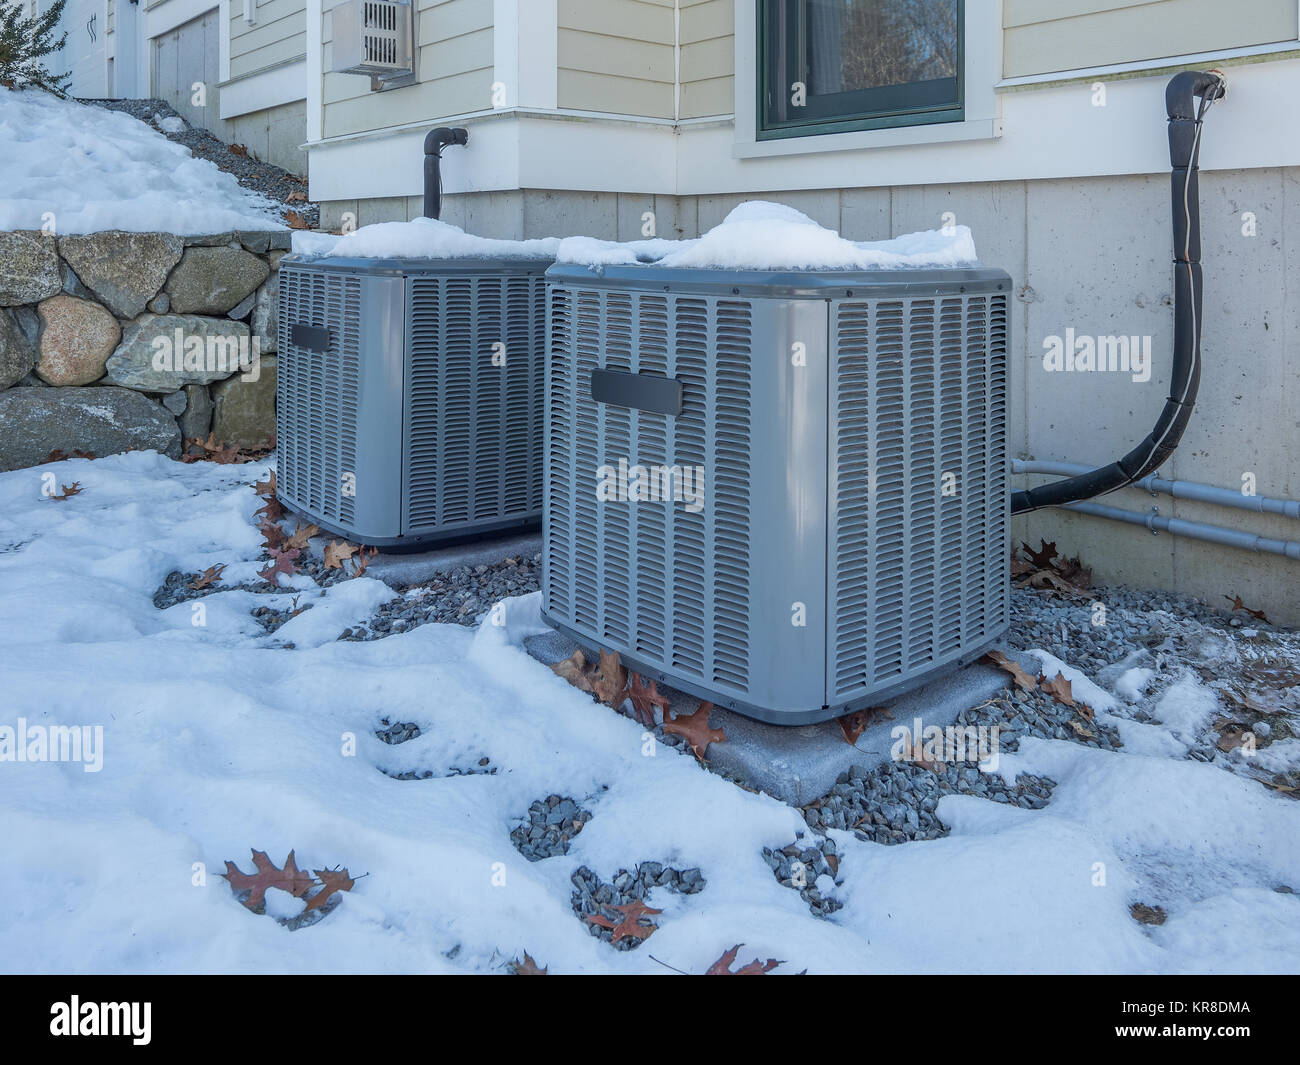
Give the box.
[338,554,541,638]
[80,97,319,227]
[763,836,844,918]
[570,863,706,951]
[510,795,594,861]
[371,717,495,780]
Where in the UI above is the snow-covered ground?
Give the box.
[0,90,285,234]
[0,451,1297,974]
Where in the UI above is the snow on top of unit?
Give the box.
[0,90,286,234]
[556,200,980,271]
[302,218,562,260]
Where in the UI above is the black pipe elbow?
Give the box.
[422,127,469,221]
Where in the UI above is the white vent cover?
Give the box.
[330,0,413,78]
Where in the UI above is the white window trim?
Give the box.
[732,0,1003,159]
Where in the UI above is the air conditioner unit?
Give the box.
[330,0,413,79]
[542,265,1012,725]
[276,256,549,548]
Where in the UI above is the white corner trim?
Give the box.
[516,0,557,110]
[219,0,231,82]
[305,0,323,143]
[219,57,308,118]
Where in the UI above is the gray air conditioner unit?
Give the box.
[276,256,549,548]
[330,0,413,79]
[542,264,1012,725]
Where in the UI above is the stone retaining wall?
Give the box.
[0,229,288,472]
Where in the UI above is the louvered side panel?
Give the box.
[276,266,360,526]
[543,285,574,620]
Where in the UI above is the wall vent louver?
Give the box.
[329,0,413,79]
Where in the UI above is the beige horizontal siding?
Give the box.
[230,0,306,79]
[322,0,493,139]
[558,0,675,118]
[679,0,733,119]
[1004,0,1299,77]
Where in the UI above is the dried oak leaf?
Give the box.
[983,650,1038,693]
[49,482,82,501]
[302,867,356,913]
[283,522,320,552]
[222,849,315,911]
[510,952,548,975]
[324,540,360,570]
[706,944,783,975]
[552,649,595,693]
[590,650,629,708]
[285,209,311,230]
[260,520,287,551]
[664,701,727,761]
[189,564,226,590]
[253,470,277,498]
[1042,672,1077,706]
[1130,902,1167,926]
[1028,569,1083,596]
[1224,595,1271,625]
[229,142,249,157]
[259,546,300,585]
[256,495,288,522]
[1022,539,1058,569]
[286,190,308,203]
[586,900,662,944]
[628,673,671,728]
[838,706,891,745]
[350,546,377,578]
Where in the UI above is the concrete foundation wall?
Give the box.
[318,165,1300,624]
[212,97,309,176]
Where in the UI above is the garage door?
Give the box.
[151,8,220,133]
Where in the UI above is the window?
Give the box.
[759,0,964,139]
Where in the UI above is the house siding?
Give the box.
[1004,0,1299,78]
[679,0,733,118]
[230,0,308,80]
[557,0,676,118]
[322,0,493,139]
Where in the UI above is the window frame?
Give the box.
[756,0,966,141]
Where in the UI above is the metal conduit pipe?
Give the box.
[1013,459,1300,520]
[1060,500,1300,561]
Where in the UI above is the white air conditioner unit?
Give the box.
[330,0,413,79]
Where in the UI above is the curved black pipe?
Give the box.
[1011,70,1227,515]
[423,126,469,220]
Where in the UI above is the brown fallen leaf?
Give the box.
[260,520,287,551]
[627,673,671,728]
[706,944,784,975]
[350,545,377,578]
[1042,672,1077,707]
[983,650,1038,693]
[189,564,226,590]
[256,495,288,522]
[222,849,315,911]
[510,952,548,975]
[1022,539,1058,569]
[258,546,300,585]
[1224,595,1271,625]
[586,900,662,944]
[551,649,596,694]
[49,482,82,501]
[286,190,308,203]
[664,701,727,762]
[253,470,276,498]
[590,649,629,708]
[1027,568,1083,596]
[283,522,320,552]
[302,867,356,913]
[285,209,311,230]
[1067,719,1096,739]
[229,142,249,157]
[1130,902,1167,926]
[838,706,891,745]
[324,540,360,570]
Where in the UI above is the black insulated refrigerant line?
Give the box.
[1011,70,1228,515]
[423,126,469,221]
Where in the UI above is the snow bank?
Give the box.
[302,217,561,260]
[1,451,1297,974]
[556,200,980,271]
[0,90,285,234]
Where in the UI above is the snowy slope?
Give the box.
[0,90,285,234]
[0,451,1297,974]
